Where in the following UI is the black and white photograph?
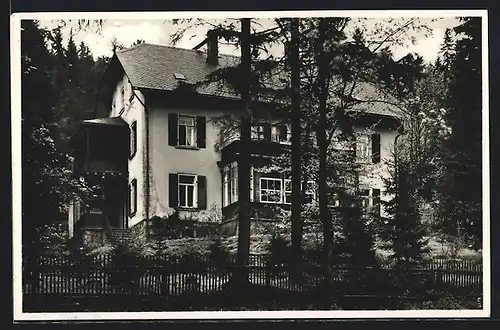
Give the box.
[11,10,489,320]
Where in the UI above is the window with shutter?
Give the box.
[130,121,137,159]
[168,113,178,146]
[196,116,206,148]
[129,179,137,217]
[371,133,381,163]
[360,189,370,210]
[178,115,196,147]
[197,175,207,210]
[169,173,206,209]
[169,114,206,148]
[168,173,178,207]
[178,174,197,208]
[356,134,370,162]
[372,188,381,216]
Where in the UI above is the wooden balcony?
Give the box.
[72,117,129,177]
[220,139,291,165]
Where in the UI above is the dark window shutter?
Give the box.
[196,116,206,148]
[352,137,357,160]
[130,121,137,159]
[168,113,178,146]
[169,173,178,207]
[263,123,272,140]
[127,183,131,216]
[372,133,381,163]
[197,175,207,210]
[279,124,288,141]
[372,188,381,217]
[131,179,137,215]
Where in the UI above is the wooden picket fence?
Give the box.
[23,254,482,298]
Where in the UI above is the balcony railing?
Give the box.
[220,139,291,163]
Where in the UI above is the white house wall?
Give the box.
[110,74,147,227]
[148,105,224,218]
[354,125,397,218]
[105,75,398,225]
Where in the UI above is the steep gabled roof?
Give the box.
[114,43,403,119]
[116,43,240,97]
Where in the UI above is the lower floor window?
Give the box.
[260,177,316,205]
[223,162,238,207]
[260,177,283,203]
[304,181,316,204]
[179,174,197,208]
[360,189,370,210]
[331,187,381,216]
[129,179,137,216]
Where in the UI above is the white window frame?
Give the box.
[251,125,265,140]
[223,166,230,207]
[356,134,371,162]
[271,125,281,143]
[281,124,292,145]
[178,173,198,208]
[259,177,283,204]
[304,181,317,204]
[359,188,371,210]
[223,162,238,207]
[284,179,292,204]
[283,179,316,205]
[177,115,197,147]
[129,179,137,216]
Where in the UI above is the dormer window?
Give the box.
[173,73,186,80]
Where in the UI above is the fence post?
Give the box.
[265,256,271,288]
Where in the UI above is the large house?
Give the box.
[68,32,403,244]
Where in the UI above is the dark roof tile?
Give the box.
[116,43,403,118]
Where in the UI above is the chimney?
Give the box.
[206,30,219,65]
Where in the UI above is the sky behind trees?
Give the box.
[37,15,460,62]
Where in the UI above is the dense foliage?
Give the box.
[21,20,108,271]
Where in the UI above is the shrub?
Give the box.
[268,234,291,265]
[108,241,145,292]
[209,237,232,268]
[36,223,71,256]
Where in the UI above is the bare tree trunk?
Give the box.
[235,17,252,286]
[317,19,333,298]
[290,18,303,275]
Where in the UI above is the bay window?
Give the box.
[223,162,238,207]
